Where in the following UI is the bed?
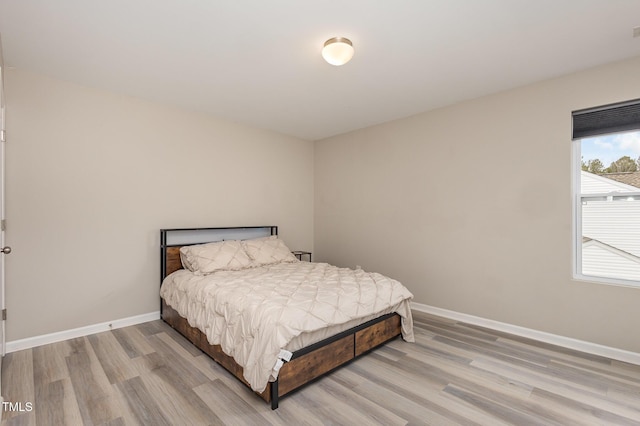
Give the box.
[160,226,414,409]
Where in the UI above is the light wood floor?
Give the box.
[3,310,640,425]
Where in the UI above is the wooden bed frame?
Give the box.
[160,226,402,409]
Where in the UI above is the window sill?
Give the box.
[572,274,640,289]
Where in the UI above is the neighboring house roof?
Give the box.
[599,171,640,189]
[582,237,640,281]
[580,171,638,194]
[582,236,640,263]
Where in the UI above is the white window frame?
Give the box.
[571,140,640,288]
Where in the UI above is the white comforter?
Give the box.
[160,261,414,392]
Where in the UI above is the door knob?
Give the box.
[1,246,11,254]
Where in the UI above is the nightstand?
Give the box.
[292,251,312,262]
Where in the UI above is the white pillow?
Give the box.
[242,236,298,266]
[180,240,253,275]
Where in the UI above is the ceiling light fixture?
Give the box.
[322,37,354,66]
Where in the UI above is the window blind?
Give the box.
[572,98,640,140]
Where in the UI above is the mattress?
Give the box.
[160,261,414,392]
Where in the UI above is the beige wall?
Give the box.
[7,55,640,353]
[5,69,314,341]
[314,56,640,353]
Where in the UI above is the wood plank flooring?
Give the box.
[3,310,640,425]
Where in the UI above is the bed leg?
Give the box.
[270,380,279,410]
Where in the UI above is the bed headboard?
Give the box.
[160,226,278,282]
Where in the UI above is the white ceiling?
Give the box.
[1,0,640,140]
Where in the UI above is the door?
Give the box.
[0,32,6,376]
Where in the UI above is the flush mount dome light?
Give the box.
[322,37,354,66]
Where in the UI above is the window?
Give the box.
[572,100,640,286]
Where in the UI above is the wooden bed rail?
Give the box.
[161,301,401,409]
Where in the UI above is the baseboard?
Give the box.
[7,305,639,366]
[5,311,160,353]
[411,302,640,366]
